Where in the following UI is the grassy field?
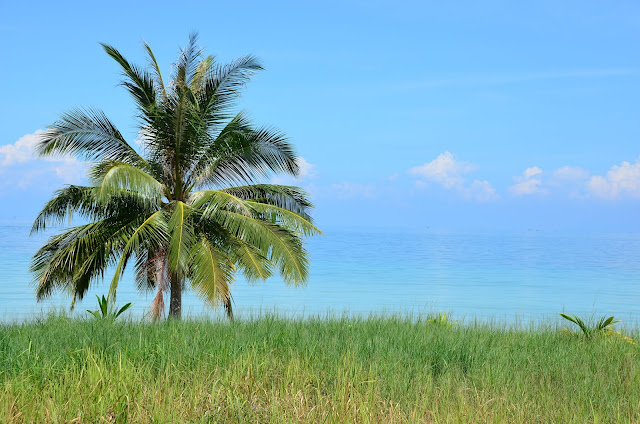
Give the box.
[0,314,638,423]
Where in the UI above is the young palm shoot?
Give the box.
[87,294,133,320]
[559,313,620,338]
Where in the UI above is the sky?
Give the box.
[1,0,640,232]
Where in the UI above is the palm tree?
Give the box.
[30,33,320,320]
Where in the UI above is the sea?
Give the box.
[2,221,640,324]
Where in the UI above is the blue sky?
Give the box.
[1,0,640,232]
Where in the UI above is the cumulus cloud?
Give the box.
[523,166,542,179]
[0,131,43,166]
[509,166,546,196]
[586,159,640,199]
[0,130,85,188]
[408,152,497,201]
[409,151,475,189]
[508,161,640,199]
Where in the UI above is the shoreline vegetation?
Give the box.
[1,314,638,422]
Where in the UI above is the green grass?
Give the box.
[0,314,638,423]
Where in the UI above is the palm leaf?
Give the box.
[109,210,168,301]
[221,184,313,217]
[31,185,157,234]
[227,234,273,282]
[143,40,167,100]
[245,201,322,237]
[101,43,158,113]
[189,235,234,309]
[93,162,165,200]
[204,208,309,284]
[37,108,148,167]
[189,113,299,188]
[167,201,195,276]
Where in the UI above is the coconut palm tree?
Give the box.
[30,33,320,319]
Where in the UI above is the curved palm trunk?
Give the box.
[150,281,166,321]
[150,251,168,321]
[169,272,182,319]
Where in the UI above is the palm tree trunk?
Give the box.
[150,251,168,321]
[224,295,233,321]
[169,272,182,319]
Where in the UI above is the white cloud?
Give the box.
[408,152,497,201]
[295,157,316,180]
[523,166,542,179]
[509,166,546,196]
[409,151,476,189]
[0,131,43,166]
[586,159,640,199]
[552,166,590,182]
[510,179,543,195]
[466,180,499,202]
[0,130,85,189]
[509,161,640,199]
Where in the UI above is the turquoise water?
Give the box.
[2,223,640,322]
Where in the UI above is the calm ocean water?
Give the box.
[2,223,640,323]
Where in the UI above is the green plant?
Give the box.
[559,313,620,338]
[30,33,320,321]
[86,295,133,320]
[2,314,639,422]
[427,312,457,327]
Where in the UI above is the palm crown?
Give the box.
[30,34,320,319]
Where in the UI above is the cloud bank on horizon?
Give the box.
[3,131,640,206]
[0,131,85,191]
[509,161,640,200]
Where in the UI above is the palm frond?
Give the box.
[245,201,322,237]
[173,32,202,89]
[31,219,135,301]
[143,40,167,100]
[204,209,309,284]
[167,201,195,276]
[197,55,263,121]
[109,210,168,301]
[101,43,157,113]
[227,234,273,282]
[31,185,157,234]
[188,235,234,308]
[221,184,314,217]
[189,189,252,216]
[92,161,165,201]
[191,114,299,188]
[37,108,147,166]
